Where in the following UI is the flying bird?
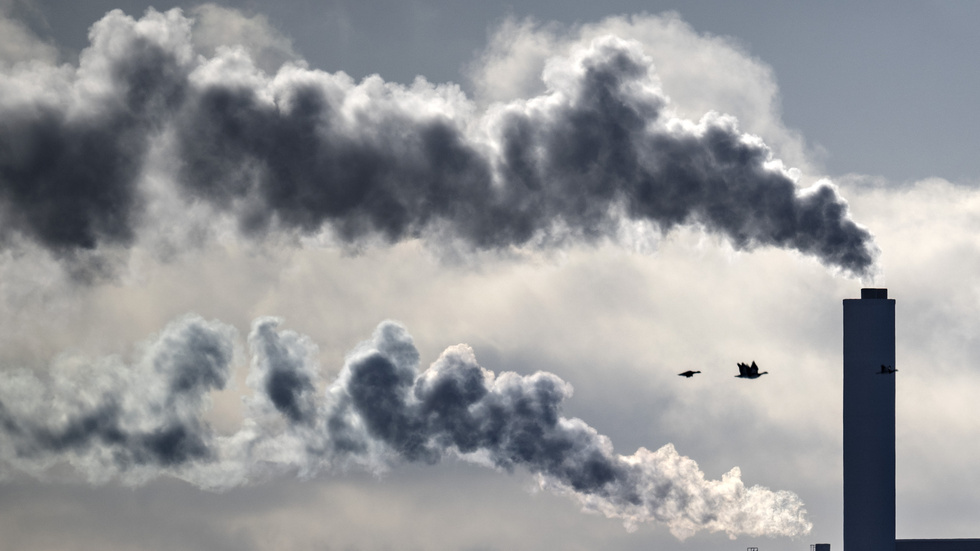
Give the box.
[736,361,768,379]
[878,364,897,374]
[678,370,701,378]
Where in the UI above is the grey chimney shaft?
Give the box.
[843,288,896,551]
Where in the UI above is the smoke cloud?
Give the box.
[0,8,877,277]
[0,315,812,540]
[0,315,235,483]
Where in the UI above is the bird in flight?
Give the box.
[736,361,768,379]
[678,370,701,378]
[878,364,897,374]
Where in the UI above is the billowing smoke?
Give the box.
[0,316,235,483]
[0,316,812,540]
[0,8,877,277]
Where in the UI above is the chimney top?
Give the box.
[861,288,888,299]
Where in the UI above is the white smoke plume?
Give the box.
[0,8,877,278]
[0,315,813,541]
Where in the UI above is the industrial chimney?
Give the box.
[843,288,896,551]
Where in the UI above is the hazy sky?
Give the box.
[1,2,979,551]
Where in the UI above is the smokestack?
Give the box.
[843,288,895,551]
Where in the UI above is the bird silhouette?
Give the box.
[678,370,701,378]
[877,364,897,374]
[736,361,768,379]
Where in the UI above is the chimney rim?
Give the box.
[860,288,888,299]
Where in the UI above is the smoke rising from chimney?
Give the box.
[0,315,813,540]
[0,8,877,277]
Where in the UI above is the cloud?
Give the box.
[4,5,980,551]
[0,314,235,484]
[469,13,819,176]
[246,317,320,426]
[339,324,811,539]
[0,8,192,264]
[0,0,57,66]
[0,316,812,540]
[0,8,877,278]
[188,3,299,75]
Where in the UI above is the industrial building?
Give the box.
[838,289,978,551]
[896,541,980,551]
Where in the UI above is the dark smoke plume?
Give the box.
[0,316,812,540]
[0,8,877,276]
[0,315,234,483]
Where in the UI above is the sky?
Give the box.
[1,1,979,551]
